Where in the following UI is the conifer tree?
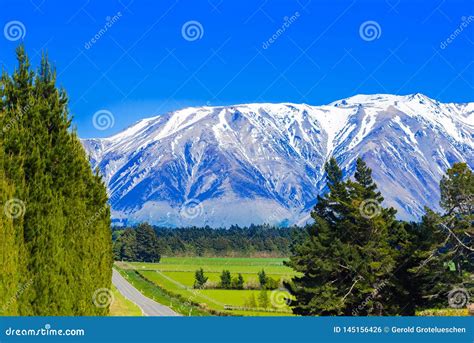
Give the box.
[285,157,397,315]
[220,270,232,289]
[0,46,112,315]
[390,163,473,312]
[135,223,161,262]
[439,162,473,275]
[258,269,268,289]
[115,228,138,261]
[194,268,208,289]
[232,273,244,290]
[0,156,22,315]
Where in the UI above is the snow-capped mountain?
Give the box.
[82,94,474,227]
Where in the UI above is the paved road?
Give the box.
[112,269,180,316]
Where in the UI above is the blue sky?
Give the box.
[1,0,473,137]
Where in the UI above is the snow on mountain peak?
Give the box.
[82,94,473,227]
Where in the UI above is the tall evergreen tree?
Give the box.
[391,163,473,312]
[285,157,398,315]
[219,270,232,289]
[114,228,138,261]
[194,268,208,289]
[439,162,473,276]
[0,155,22,315]
[135,223,161,262]
[258,269,268,289]
[0,46,112,315]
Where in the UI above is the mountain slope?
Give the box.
[82,94,474,227]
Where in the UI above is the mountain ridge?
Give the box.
[82,93,474,227]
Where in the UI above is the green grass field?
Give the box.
[116,257,296,316]
[126,257,293,274]
[114,258,468,317]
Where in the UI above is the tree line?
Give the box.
[113,223,161,262]
[193,268,279,290]
[112,225,304,259]
[0,47,112,315]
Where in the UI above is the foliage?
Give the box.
[244,293,258,308]
[438,163,473,277]
[194,268,208,289]
[135,223,161,263]
[258,269,268,289]
[231,274,245,290]
[258,290,269,308]
[286,158,474,316]
[114,223,161,262]
[114,228,137,261]
[0,46,112,315]
[112,225,305,258]
[219,270,232,289]
[285,157,399,315]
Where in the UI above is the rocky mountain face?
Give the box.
[82,94,474,227]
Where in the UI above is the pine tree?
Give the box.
[219,270,232,289]
[244,293,257,308]
[116,228,138,261]
[285,157,397,315]
[391,163,473,312]
[439,162,473,276]
[135,223,161,262]
[258,269,268,289]
[194,268,208,289]
[258,289,269,308]
[233,273,244,290]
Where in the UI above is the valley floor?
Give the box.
[112,257,469,317]
[114,257,296,316]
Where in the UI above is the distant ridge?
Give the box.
[82,94,474,227]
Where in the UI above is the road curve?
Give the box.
[112,269,180,316]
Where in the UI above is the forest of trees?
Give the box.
[112,225,305,258]
[285,158,473,316]
[113,223,161,262]
[0,47,112,315]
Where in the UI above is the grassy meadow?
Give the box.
[115,257,297,316]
